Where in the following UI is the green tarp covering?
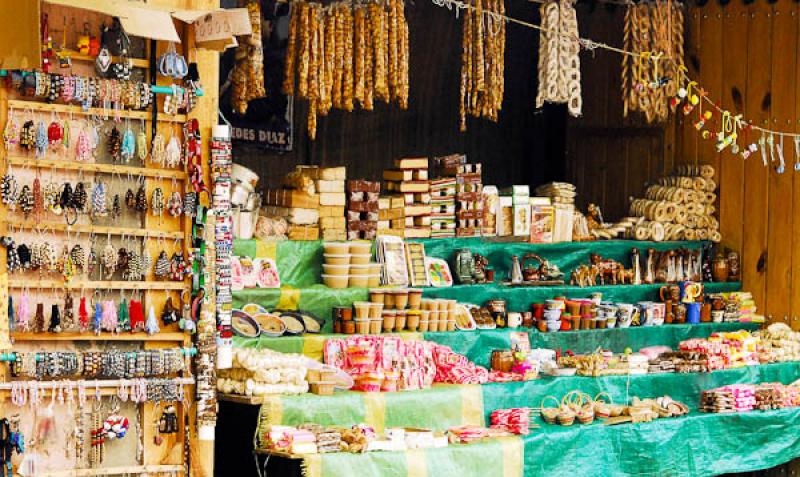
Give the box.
[522,407,800,477]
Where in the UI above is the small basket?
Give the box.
[557,408,576,426]
[540,396,560,424]
[593,392,613,419]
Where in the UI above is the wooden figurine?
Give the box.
[631,248,642,285]
[645,248,657,284]
[589,253,626,285]
[570,264,601,287]
[727,250,740,282]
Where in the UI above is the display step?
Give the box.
[232,321,760,365]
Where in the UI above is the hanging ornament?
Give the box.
[108,127,122,162]
[794,137,800,171]
[20,120,35,151]
[43,182,62,215]
[125,188,136,210]
[78,295,89,331]
[34,303,45,333]
[16,291,30,332]
[151,133,166,166]
[111,193,121,219]
[75,128,92,162]
[1,171,18,209]
[49,303,62,333]
[31,177,43,219]
[3,108,20,149]
[160,297,180,325]
[62,118,70,149]
[179,294,195,333]
[136,129,148,162]
[118,298,130,332]
[47,120,63,148]
[18,185,34,217]
[3,236,21,273]
[120,126,135,163]
[93,301,101,333]
[694,111,712,131]
[101,300,118,333]
[151,188,165,219]
[682,82,699,115]
[154,251,170,278]
[165,135,181,168]
[129,299,145,331]
[63,291,76,331]
[101,241,117,278]
[91,181,109,217]
[135,183,148,213]
[167,191,183,216]
[73,182,88,211]
[775,134,786,174]
[17,244,31,269]
[183,191,196,217]
[70,244,86,272]
[145,305,160,335]
[35,121,48,158]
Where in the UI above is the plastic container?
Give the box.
[384,292,396,309]
[395,311,407,332]
[349,275,370,287]
[324,254,351,265]
[322,274,349,288]
[343,320,356,334]
[406,311,421,331]
[369,302,384,319]
[353,302,371,319]
[369,263,382,276]
[394,290,409,310]
[367,275,381,287]
[369,289,385,304]
[349,242,372,255]
[382,311,397,331]
[349,264,372,274]
[323,264,350,276]
[323,242,350,255]
[447,319,456,331]
[418,319,430,332]
[355,318,371,334]
[369,318,382,334]
[350,254,372,265]
[408,289,423,309]
[429,320,440,332]
[307,369,337,382]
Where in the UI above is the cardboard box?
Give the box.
[553,204,575,243]
[513,204,531,237]
[404,205,432,217]
[322,229,347,241]
[319,167,346,181]
[530,203,555,243]
[497,196,513,237]
[379,208,405,221]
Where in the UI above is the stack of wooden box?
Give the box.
[454,158,484,237]
[347,180,380,240]
[381,158,431,238]
[263,166,321,240]
[429,155,461,238]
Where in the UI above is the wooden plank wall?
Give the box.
[567,0,800,325]
[677,0,799,326]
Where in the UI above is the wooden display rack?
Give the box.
[0,1,219,476]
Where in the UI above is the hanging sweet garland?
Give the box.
[284,0,410,140]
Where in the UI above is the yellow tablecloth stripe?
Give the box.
[406,448,428,477]
[460,384,485,426]
[301,335,328,361]
[265,396,284,427]
[303,453,322,477]
[276,287,302,310]
[255,240,278,260]
[498,436,524,477]
[363,392,387,433]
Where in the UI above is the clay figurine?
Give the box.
[589,253,626,285]
[631,248,642,285]
[644,248,657,284]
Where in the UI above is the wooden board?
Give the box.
[766,1,797,324]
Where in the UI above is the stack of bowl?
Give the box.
[419,299,458,332]
[369,289,424,332]
[321,242,382,288]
